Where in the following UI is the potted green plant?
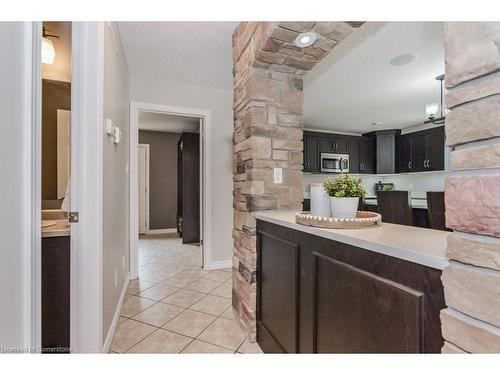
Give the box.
[323,175,367,219]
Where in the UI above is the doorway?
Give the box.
[129,102,212,280]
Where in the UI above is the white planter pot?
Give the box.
[329,197,359,219]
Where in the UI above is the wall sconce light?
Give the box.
[42,27,58,64]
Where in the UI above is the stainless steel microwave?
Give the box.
[320,153,349,173]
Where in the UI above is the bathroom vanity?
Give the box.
[41,210,70,353]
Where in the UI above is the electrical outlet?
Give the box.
[273,168,283,184]
[114,270,118,287]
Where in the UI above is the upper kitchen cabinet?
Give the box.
[364,130,400,174]
[397,126,445,173]
[348,136,374,174]
[303,132,320,173]
[319,134,348,154]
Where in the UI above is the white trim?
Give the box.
[25,21,42,350]
[130,101,212,279]
[204,260,232,271]
[146,228,178,235]
[70,22,104,353]
[102,275,129,353]
[138,143,150,234]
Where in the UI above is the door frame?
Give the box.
[28,21,104,352]
[129,101,212,278]
[70,22,104,353]
[138,143,150,235]
[26,21,42,350]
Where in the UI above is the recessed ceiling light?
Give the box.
[389,53,417,66]
[294,32,317,48]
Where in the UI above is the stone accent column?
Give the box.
[441,22,500,353]
[231,22,361,340]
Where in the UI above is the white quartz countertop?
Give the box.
[255,210,449,270]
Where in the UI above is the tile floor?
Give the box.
[110,234,263,354]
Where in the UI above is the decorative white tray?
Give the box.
[296,211,382,229]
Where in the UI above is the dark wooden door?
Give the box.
[334,137,348,153]
[257,230,299,353]
[319,136,335,153]
[398,135,412,173]
[304,135,319,172]
[359,138,374,174]
[42,236,70,353]
[412,134,427,172]
[313,253,423,353]
[348,139,360,173]
[376,133,397,174]
[179,133,200,244]
[426,130,445,171]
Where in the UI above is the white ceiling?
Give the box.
[118,22,238,90]
[304,22,445,134]
[139,111,199,133]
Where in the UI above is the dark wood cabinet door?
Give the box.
[348,139,360,173]
[412,134,427,172]
[334,137,348,153]
[319,136,335,153]
[426,130,445,171]
[304,135,319,172]
[42,236,70,353]
[359,138,375,174]
[376,133,397,174]
[398,135,412,173]
[312,253,423,353]
[257,231,299,353]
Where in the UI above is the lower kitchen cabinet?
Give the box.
[256,220,445,353]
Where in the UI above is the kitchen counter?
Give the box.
[364,197,428,209]
[42,219,70,238]
[255,210,448,270]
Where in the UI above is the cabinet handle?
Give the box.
[408,161,412,170]
[427,160,431,168]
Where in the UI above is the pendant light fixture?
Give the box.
[424,74,445,125]
[42,27,59,64]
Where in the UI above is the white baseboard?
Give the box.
[146,228,177,235]
[204,259,232,271]
[102,275,130,353]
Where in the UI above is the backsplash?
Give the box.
[304,171,447,197]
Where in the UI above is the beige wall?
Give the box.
[102,22,130,344]
[138,130,181,230]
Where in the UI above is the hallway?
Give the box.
[110,234,262,353]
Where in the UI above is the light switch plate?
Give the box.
[105,118,114,135]
[273,168,283,184]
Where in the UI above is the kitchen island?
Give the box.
[255,210,448,353]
